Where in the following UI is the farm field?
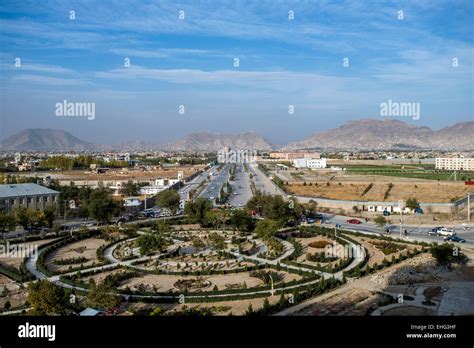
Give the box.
[285,181,472,203]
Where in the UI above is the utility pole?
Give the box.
[468,192,471,222]
[63,200,68,221]
[398,200,404,238]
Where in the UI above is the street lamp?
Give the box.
[398,200,405,238]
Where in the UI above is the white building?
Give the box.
[292,158,327,169]
[435,157,474,171]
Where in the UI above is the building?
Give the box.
[270,152,321,161]
[292,158,327,169]
[0,183,60,213]
[435,157,474,171]
[140,177,181,195]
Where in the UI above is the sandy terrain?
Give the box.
[119,270,301,293]
[46,238,108,273]
[0,238,59,270]
[0,274,27,309]
[286,181,472,203]
[29,165,205,182]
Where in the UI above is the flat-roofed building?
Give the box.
[435,157,474,171]
[0,183,60,213]
[292,158,327,169]
[270,152,321,160]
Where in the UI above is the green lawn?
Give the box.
[344,164,472,181]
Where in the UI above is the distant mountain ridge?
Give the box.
[285,119,474,151]
[160,131,274,151]
[1,119,473,152]
[0,129,95,152]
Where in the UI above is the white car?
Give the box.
[437,227,456,237]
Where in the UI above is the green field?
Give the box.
[344,164,472,181]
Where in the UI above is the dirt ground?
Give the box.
[346,234,417,268]
[0,238,59,270]
[286,181,472,203]
[26,165,205,182]
[119,270,301,293]
[46,238,108,273]
[0,275,27,310]
[125,295,282,316]
[295,236,344,267]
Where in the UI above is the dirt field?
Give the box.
[119,271,301,292]
[0,275,27,309]
[285,181,472,203]
[125,295,282,315]
[0,238,59,270]
[295,236,344,267]
[346,235,417,268]
[26,165,205,182]
[45,238,108,273]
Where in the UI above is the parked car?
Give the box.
[444,235,466,243]
[346,219,362,224]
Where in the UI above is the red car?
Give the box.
[346,219,362,224]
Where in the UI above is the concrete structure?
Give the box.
[270,152,321,160]
[0,183,59,213]
[435,157,474,171]
[292,158,327,169]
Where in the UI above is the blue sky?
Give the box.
[0,0,472,145]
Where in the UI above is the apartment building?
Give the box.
[270,152,321,160]
[435,157,474,171]
[292,158,327,169]
[0,183,60,213]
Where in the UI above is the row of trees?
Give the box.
[0,207,56,236]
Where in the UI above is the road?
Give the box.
[178,165,217,202]
[199,163,231,204]
[319,213,474,245]
[248,162,474,245]
[248,162,286,197]
[228,164,253,208]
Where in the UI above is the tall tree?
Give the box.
[88,187,122,224]
[156,189,180,213]
[27,280,68,315]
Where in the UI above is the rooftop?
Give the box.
[0,183,59,198]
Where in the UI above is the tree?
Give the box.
[86,279,121,309]
[430,244,468,269]
[13,207,43,232]
[185,198,211,224]
[40,206,56,228]
[205,210,221,230]
[230,209,253,231]
[405,197,420,211]
[209,232,225,250]
[374,215,388,228]
[156,189,180,213]
[154,220,170,234]
[137,233,166,255]
[254,219,279,241]
[88,187,122,224]
[262,297,271,313]
[27,280,68,315]
[0,211,16,238]
[120,180,140,196]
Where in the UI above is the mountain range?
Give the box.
[1,119,473,152]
